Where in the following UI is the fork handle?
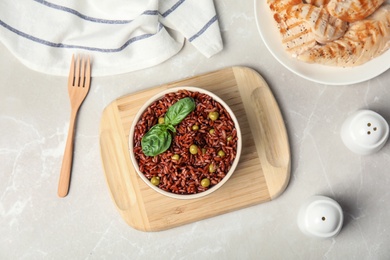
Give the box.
[58,108,78,197]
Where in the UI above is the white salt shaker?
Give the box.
[297,196,343,238]
[341,110,389,155]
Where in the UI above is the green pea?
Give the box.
[209,163,217,173]
[151,176,160,186]
[218,150,225,157]
[208,111,219,121]
[201,148,207,154]
[172,154,180,160]
[189,144,198,155]
[192,124,199,131]
[227,136,233,142]
[201,178,210,188]
[209,129,215,134]
[158,117,165,124]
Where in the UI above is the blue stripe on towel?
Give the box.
[0,19,161,52]
[188,15,217,42]
[34,0,185,22]
[33,0,158,24]
[161,0,185,17]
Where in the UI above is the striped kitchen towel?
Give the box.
[0,0,223,76]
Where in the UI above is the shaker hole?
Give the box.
[367,131,371,135]
[373,127,377,131]
[367,123,371,127]
[322,217,326,221]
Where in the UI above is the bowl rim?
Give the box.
[128,86,242,200]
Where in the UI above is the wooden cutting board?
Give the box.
[99,67,290,231]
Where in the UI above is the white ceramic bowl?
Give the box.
[128,86,242,199]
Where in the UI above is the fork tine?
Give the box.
[68,54,75,86]
[80,57,86,88]
[84,57,91,89]
[74,55,81,87]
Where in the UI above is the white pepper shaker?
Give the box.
[341,110,389,155]
[297,196,343,238]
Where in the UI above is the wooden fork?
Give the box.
[58,54,91,197]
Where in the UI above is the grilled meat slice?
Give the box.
[297,5,390,66]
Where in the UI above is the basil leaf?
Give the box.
[166,124,176,133]
[164,97,196,126]
[141,124,172,156]
[140,96,196,157]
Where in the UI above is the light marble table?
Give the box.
[1,1,390,259]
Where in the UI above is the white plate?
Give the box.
[254,0,390,85]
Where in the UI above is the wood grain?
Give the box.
[99,67,290,231]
